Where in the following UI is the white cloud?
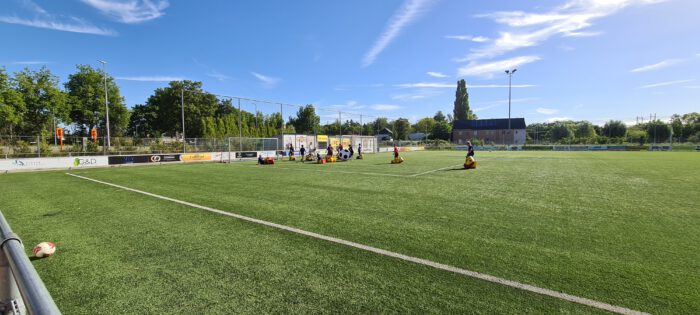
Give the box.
[463,0,661,61]
[684,85,700,89]
[372,104,401,111]
[116,76,184,81]
[251,72,280,88]
[206,70,229,81]
[330,100,365,110]
[639,79,694,89]
[0,15,115,36]
[547,117,572,122]
[426,71,448,78]
[81,0,169,24]
[394,82,536,88]
[630,59,682,72]
[536,107,558,115]
[472,98,539,112]
[457,55,541,77]
[444,35,489,42]
[11,61,51,65]
[392,94,426,101]
[362,0,433,66]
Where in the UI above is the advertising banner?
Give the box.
[236,151,258,158]
[0,156,107,172]
[107,154,181,165]
[181,153,211,162]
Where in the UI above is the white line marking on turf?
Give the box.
[66,172,649,315]
[411,164,463,177]
[247,165,409,178]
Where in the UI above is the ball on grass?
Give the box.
[33,242,56,258]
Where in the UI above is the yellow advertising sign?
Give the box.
[317,135,328,142]
[181,153,211,162]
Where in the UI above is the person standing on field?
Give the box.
[393,144,399,159]
[300,145,306,163]
[466,141,474,158]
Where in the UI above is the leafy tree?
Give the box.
[413,117,436,137]
[431,121,452,141]
[670,116,683,142]
[12,66,68,136]
[453,79,474,120]
[626,126,647,145]
[370,117,390,135]
[574,121,596,140]
[602,120,627,138]
[393,118,411,140]
[126,104,157,137]
[143,80,218,138]
[549,123,573,142]
[0,68,25,137]
[65,65,129,136]
[288,104,320,134]
[433,111,446,122]
[645,120,672,143]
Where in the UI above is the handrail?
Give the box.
[0,212,61,315]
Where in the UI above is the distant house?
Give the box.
[408,132,427,141]
[452,118,526,145]
[376,127,393,141]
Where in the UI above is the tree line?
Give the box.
[526,115,700,144]
[2,65,697,143]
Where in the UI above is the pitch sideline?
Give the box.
[65,172,649,315]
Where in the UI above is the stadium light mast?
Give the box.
[505,68,517,144]
[181,81,186,153]
[98,60,110,149]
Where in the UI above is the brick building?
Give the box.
[452,118,526,145]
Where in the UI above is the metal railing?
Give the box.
[0,136,278,159]
[0,211,61,314]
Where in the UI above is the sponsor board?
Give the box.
[181,153,211,162]
[108,154,181,165]
[0,156,107,171]
[236,151,258,158]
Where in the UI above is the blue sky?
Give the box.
[1,0,699,125]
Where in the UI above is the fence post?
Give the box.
[36,136,40,158]
[227,137,231,164]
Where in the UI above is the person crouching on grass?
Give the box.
[466,141,474,158]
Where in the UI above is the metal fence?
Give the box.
[0,136,277,158]
[0,211,61,314]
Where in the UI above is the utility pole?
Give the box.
[505,68,517,145]
[181,81,185,153]
[97,60,110,149]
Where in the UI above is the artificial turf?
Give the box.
[0,150,698,314]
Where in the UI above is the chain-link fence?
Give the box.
[0,135,277,158]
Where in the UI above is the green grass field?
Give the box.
[0,150,698,314]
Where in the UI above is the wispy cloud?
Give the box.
[457,0,662,64]
[631,59,682,73]
[251,72,280,88]
[394,82,536,88]
[426,71,448,78]
[684,85,700,89]
[457,55,541,77]
[0,0,115,35]
[547,117,572,122]
[206,70,230,81]
[116,76,184,81]
[81,0,169,24]
[444,35,489,42]
[11,60,51,65]
[472,97,538,112]
[362,0,433,66]
[0,16,116,36]
[330,100,365,110]
[372,104,401,111]
[639,79,694,89]
[536,107,558,115]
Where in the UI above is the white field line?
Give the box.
[243,165,409,178]
[411,164,463,177]
[66,172,648,315]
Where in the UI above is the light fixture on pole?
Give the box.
[505,68,517,144]
[98,60,110,149]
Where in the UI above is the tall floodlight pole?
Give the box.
[505,68,517,145]
[181,81,185,153]
[98,60,110,149]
